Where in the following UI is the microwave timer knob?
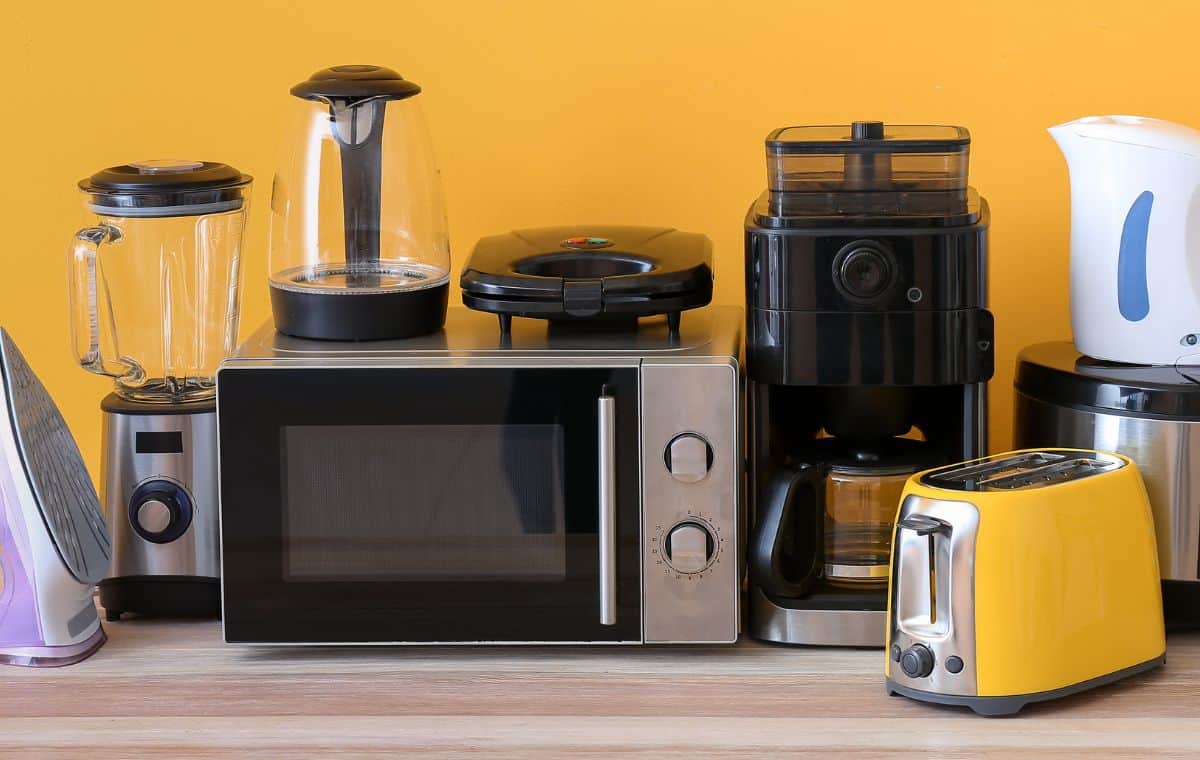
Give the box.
[664,433,714,483]
[664,521,716,574]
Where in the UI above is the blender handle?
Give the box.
[67,225,128,378]
[749,464,823,599]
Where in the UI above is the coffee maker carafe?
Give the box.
[745,122,994,647]
[69,160,252,618]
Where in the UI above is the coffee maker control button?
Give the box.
[664,434,713,483]
[900,644,936,678]
[665,522,714,573]
[136,499,173,534]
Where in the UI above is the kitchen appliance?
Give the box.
[1049,115,1200,366]
[745,121,994,647]
[270,64,450,341]
[1014,341,1200,625]
[886,449,1166,716]
[69,160,251,619]
[217,306,741,644]
[0,329,109,666]
[460,225,713,335]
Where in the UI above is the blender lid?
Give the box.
[1016,341,1200,420]
[79,160,251,218]
[291,65,421,101]
[766,122,970,154]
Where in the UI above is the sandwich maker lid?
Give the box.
[1016,341,1200,420]
[459,225,714,323]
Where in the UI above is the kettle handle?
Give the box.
[749,464,823,599]
[67,225,130,379]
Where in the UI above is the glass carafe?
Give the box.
[68,161,252,403]
[823,463,918,588]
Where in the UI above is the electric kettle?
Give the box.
[1050,115,1200,366]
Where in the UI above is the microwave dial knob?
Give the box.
[900,644,936,678]
[664,433,713,483]
[664,521,715,573]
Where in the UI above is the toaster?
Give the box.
[885,449,1165,715]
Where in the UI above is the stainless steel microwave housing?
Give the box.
[216,307,742,645]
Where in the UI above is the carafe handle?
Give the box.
[67,225,130,379]
[750,464,823,599]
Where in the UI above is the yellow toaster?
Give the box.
[885,448,1165,715]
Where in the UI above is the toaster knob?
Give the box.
[900,644,935,678]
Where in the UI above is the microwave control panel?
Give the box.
[641,360,740,643]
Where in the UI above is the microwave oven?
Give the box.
[216,306,742,644]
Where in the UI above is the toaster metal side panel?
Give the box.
[887,495,980,697]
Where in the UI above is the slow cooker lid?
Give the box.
[1016,341,1200,420]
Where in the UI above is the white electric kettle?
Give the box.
[1049,115,1200,366]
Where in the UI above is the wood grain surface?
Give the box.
[2,616,1198,758]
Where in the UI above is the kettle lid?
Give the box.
[1051,115,1200,157]
[291,64,421,102]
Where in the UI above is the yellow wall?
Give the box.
[2,0,1197,477]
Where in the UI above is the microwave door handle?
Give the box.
[598,391,617,626]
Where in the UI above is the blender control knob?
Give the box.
[128,480,194,544]
[664,433,714,483]
[136,499,173,534]
[665,522,715,573]
[900,644,936,678]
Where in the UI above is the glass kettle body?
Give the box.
[68,161,252,403]
[1050,115,1200,366]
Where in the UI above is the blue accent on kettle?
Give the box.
[1118,191,1153,322]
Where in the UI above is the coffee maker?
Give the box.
[69,161,252,619]
[745,122,994,646]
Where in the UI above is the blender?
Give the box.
[68,160,252,619]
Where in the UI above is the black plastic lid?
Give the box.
[79,160,251,218]
[291,65,421,102]
[799,437,939,476]
[767,123,970,154]
[1016,341,1200,420]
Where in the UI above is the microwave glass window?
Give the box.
[282,424,567,581]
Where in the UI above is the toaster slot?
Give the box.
[981,457,1119,490]
[920,449,1124,491]
[895,514,952,637]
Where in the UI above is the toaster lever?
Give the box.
[898,514,950,537]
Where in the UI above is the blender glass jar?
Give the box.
[269,65,451,340]
[69,161,252,403]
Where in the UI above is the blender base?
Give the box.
[270,281,449,341]
[100,576,220,621]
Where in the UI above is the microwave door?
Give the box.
[218,366,642,644]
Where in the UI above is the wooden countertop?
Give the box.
[3,618,1199,757]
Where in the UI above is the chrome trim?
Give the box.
[598,394,617,626]
[749,586,886,646]
[824,562,890,579]
[889,494,980,697]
